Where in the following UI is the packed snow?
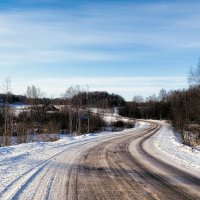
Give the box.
[0,127,143,197]
[152,122,200,177]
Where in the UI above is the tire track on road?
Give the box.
[72,122,199,200]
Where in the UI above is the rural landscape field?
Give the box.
[0,0,200,200]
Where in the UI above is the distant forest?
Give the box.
[0,91,126,108]
[0,63,200,147]
[0,86,127,146]
[120,63,200,146]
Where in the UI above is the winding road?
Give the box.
[1,121,200,200]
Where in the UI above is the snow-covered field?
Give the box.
[103,114,133,124]
[90,108,134,124]
[152,122,200,178]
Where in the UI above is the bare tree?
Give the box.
[26,85,45,101]
[2,78,13,146]
[132,95,144,103]
[188,61,200,86]
[64,86,80,134]
[86,85,90,134]
[159,89,167,102]
[77,87,83,135]
[26,85,45,134]
[16,111,31,144]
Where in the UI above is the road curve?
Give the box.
[67,122,200,200]
[1,122,200,200]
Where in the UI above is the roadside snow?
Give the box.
[0,127,143,195]
[153,123,200,177]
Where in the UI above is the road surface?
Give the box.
[1,122,200,200]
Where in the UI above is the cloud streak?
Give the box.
[11,76,188,100]
[0,1,197,99]
[0,1,200,67]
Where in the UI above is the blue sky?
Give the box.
[0,0,199,100]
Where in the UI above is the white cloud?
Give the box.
[0,2,200,66]
[10,76,188,100]
[0,1,196,100]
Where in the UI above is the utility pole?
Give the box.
[87,85,90,134]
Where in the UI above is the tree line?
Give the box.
[120,63,200,146]
[1,63,199,147]
[0,82,126,147]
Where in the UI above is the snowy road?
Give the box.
[0,122,200,200]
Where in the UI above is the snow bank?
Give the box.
[154,124,200,175]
